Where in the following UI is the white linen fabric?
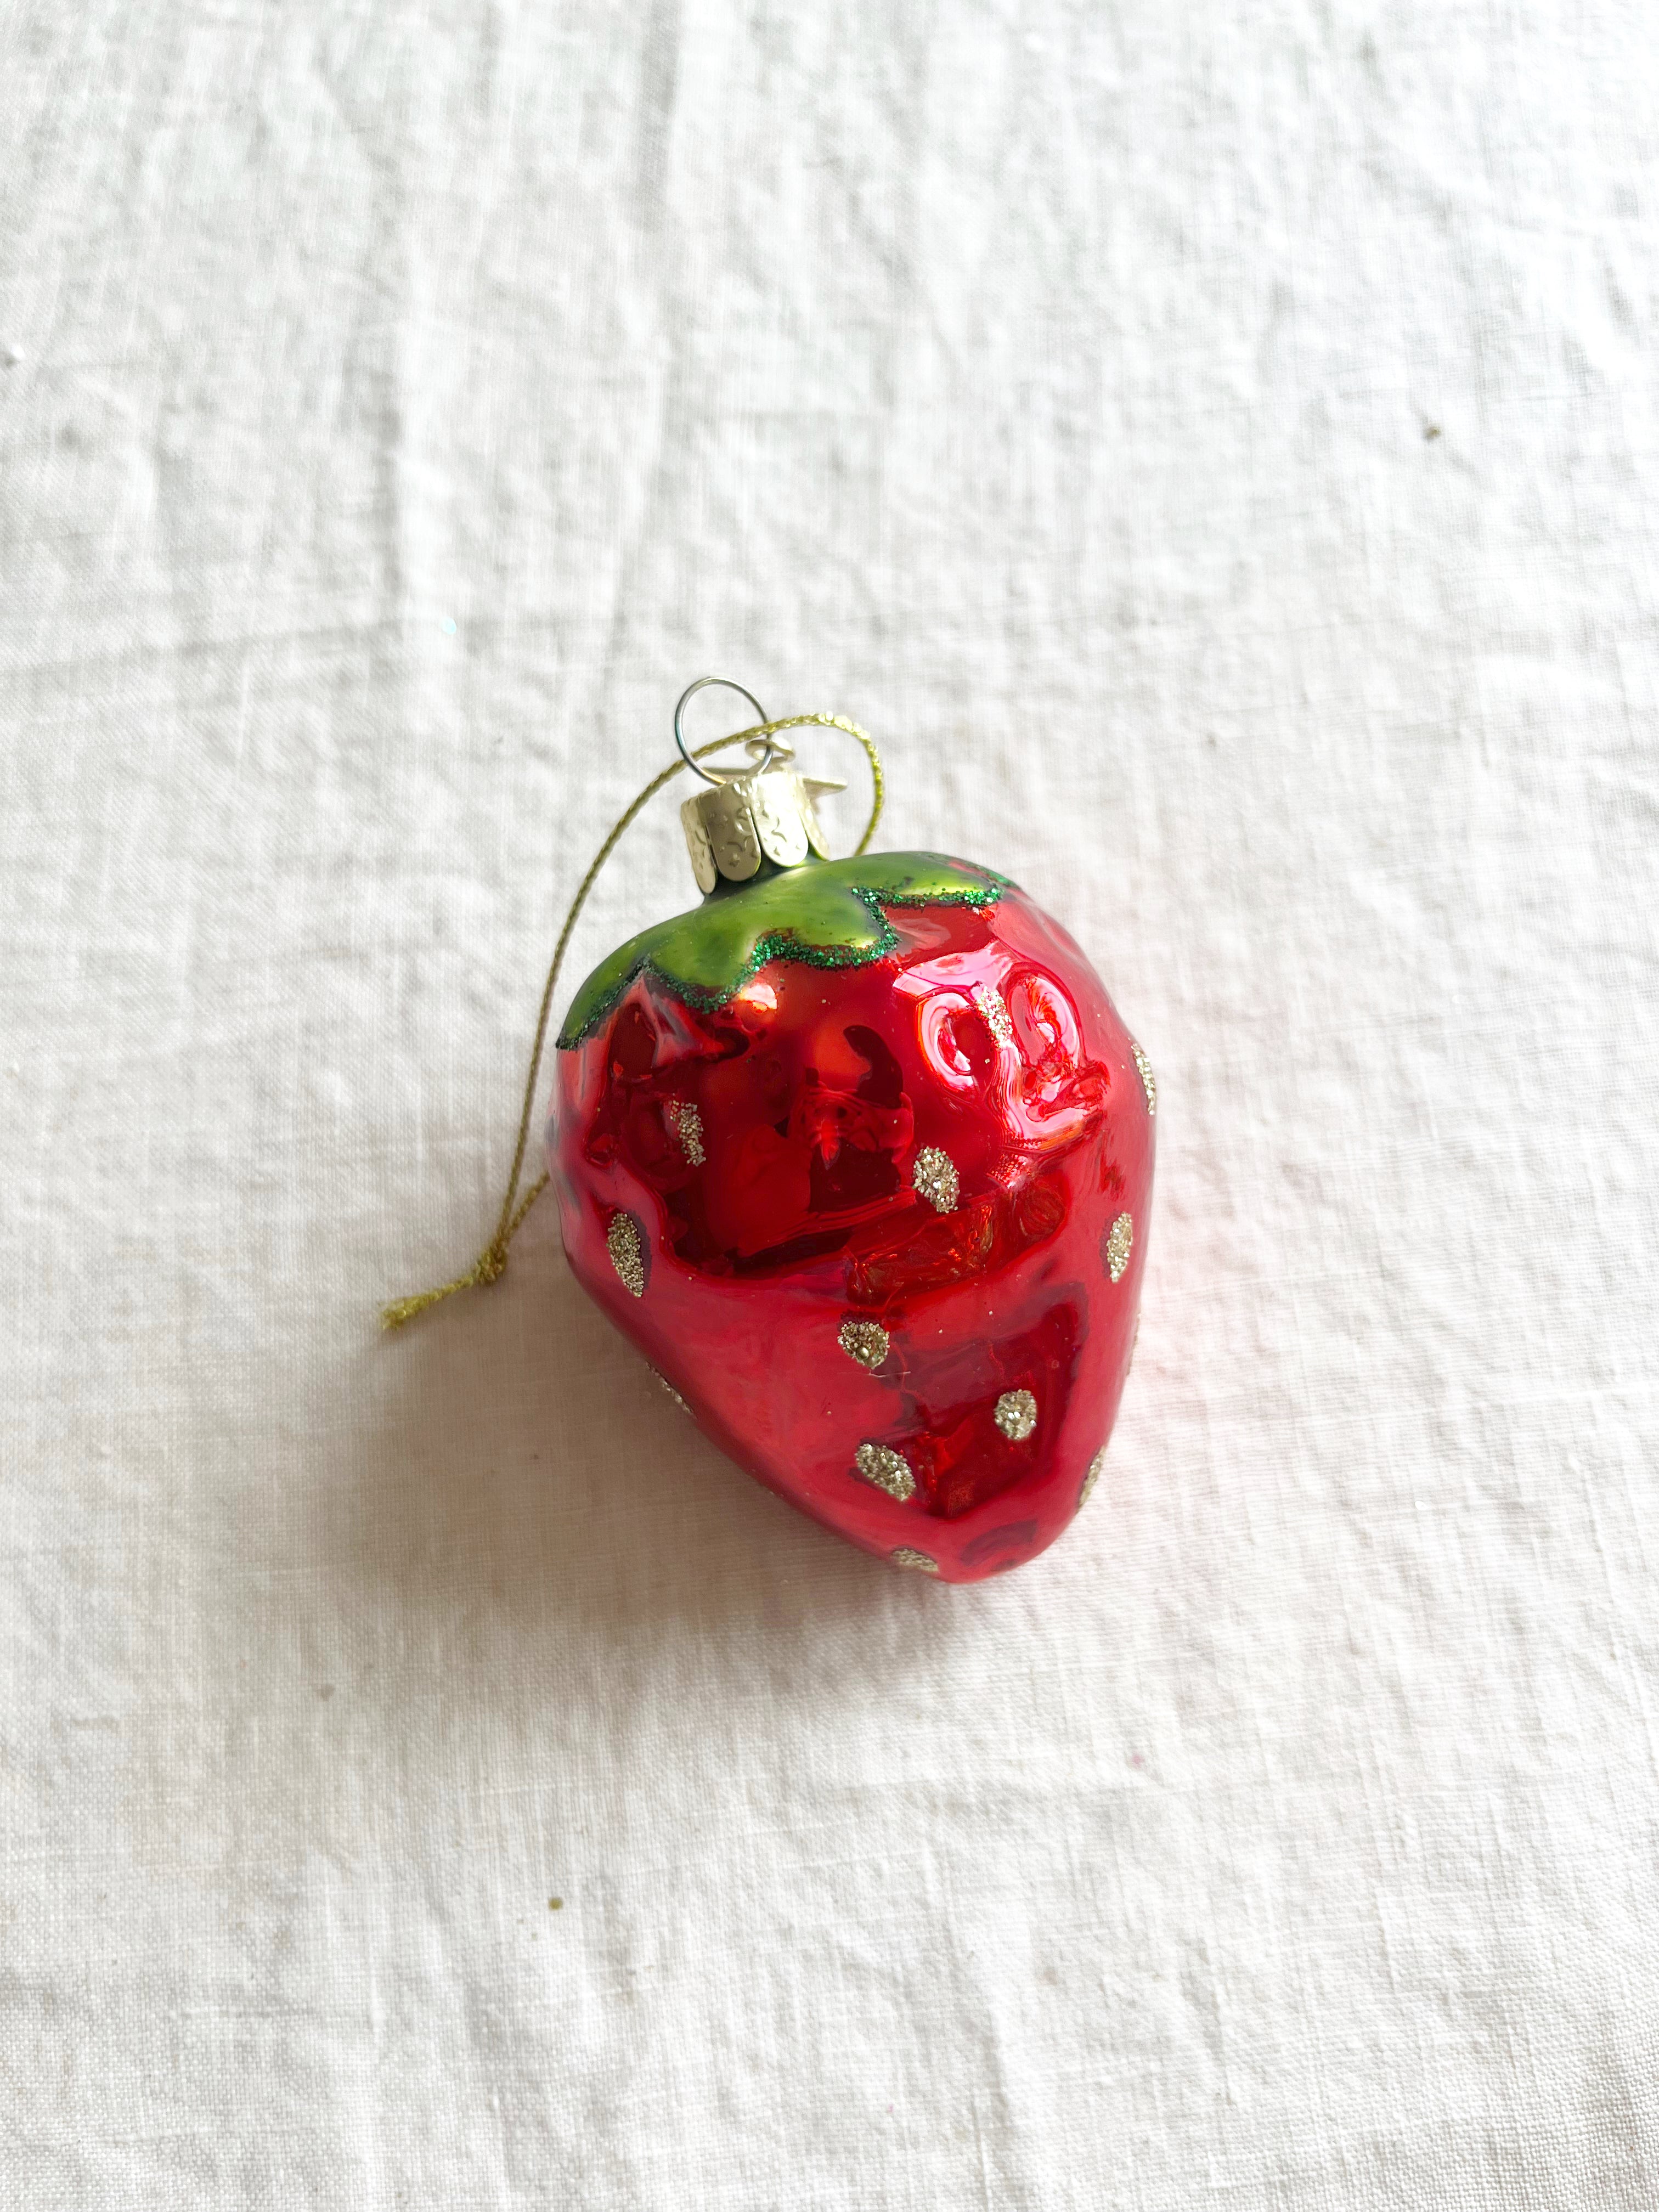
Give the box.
[3,3,1657,2204]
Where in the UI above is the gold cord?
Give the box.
[381,713,883,1329]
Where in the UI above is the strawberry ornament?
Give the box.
[541,682,1156,1583]
[387,681,1154,1583]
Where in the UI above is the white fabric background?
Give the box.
[3,3,1657,2204]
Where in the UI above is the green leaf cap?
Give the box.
[556,851,1008,1048]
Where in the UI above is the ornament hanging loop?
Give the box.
[674,676,776,785]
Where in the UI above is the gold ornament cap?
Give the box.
[680,765,840,894]
[672,676,851,895]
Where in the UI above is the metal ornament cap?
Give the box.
[680,768,834,893]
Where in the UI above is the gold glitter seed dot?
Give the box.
[1080,1447,1107,1508]
[651,1368,690,1413]
[912,1146,959,1214]
[855,1442,916,1502]
[607,1210,646,1297]
[891,1547,940,1575]
[1131,1040,1156,1117]
[994,1389,1037,1441]
[839,1318,890,1370]
[974,983,1014,1046]
[1105,1211,1133,1284]
[665,1098,705,1165]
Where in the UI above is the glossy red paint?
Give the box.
[548,872,1153,1582]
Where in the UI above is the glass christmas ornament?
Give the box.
[543,682,1155,1583]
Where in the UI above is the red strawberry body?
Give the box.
[548,852,1153,1582]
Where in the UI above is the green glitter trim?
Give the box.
[556,851,1008,1047]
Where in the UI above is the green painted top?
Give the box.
[556,851,1007,1048]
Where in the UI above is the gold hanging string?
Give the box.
[381,713,883,1329]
